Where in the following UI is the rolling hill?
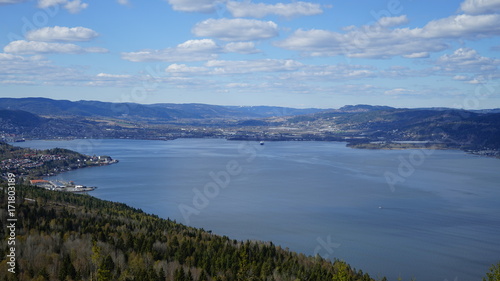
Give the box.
[0,98,326,121]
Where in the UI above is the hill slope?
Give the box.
[0,98,325,121]
[0,186,379,281]
[280,106,500,150]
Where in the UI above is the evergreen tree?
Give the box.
[97,255,114,281]
[158,268,166,281]
[58,254,76,281]
[483,262,500,281]
[174,267,186,281]
[197,271,208,281]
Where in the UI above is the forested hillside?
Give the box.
[0,186,379,281]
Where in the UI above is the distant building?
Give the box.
[29,179,55,189]
[98,156,112,163]
[29,179,49,185]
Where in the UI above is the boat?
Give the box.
[260,141,265,145]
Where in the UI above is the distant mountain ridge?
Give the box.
[1,98,500,151]
[0,97,326,120]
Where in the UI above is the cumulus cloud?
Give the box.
[165,64,209,74]
[0,52,82,85]
[275,13,500,59]
[436,48,500,72]
[205,59,303,74]
[226,1,323,18]
[0,80,37,85]
[4,40,108,55]
[0,0,27,5]
[403,52,429,59]
[453,75,470,81]
[121,39,221,62]
[377,15,409,27]
[122,38,263,63]
[384,88,418,96]
[96,73,132,79]
[460,0,500,14]
[192,18,278,41]
[64,0,87,13]
[281,64,376,81]
[25,26,99,42]
[420,14,500,39]
[223,42,260,54]
[0,53,27,61]
[38,0,88,13]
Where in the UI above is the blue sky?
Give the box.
[1,0,499,109]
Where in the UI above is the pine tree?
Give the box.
[174,267,186,281]
[483,262,500,281]
[158,268,166,281]
[58,254,77,281]
[97,255,114,281]
[197,271,208,281]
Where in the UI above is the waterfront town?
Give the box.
[0,141,117,191]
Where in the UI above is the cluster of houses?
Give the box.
[0,153,69,171]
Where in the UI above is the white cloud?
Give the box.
[403,52,429,59]
[96,73,132,79]
[0,53,26,61]
[0,52,81,84]
[436,48,500,72]
[453,75,470,81]
[281,64,376,81]
[176,39,220,52]
[205,59,303,74]
[377,15,409,27]
[224,42,260,54]
[121,39,222,62]
[420,14,500,39]
[122,38,264,63]
[226,82,251,88]
[165,64,209,74]
[64,0,87,13]
[275,13,500,59]
[0,80,37,85]
[25,26,99,42]
[460,0,500,14]
[166,0,221,13]
[37,0,63,7]
[0,0,27,5]
[4,40,108,55]
[384,88,418,96]
[117,0,130,5]
[38,0,88,13]
[226,1,323,18]
[192,18,278,41]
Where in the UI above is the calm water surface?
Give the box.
[17,139,500,281]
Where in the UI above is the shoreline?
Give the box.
[2,141,119,192]
[15,137,500,160]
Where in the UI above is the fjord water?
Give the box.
[19,139,500,280]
